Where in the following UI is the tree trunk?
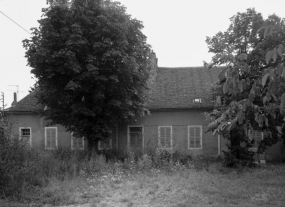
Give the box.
[87,138,95,161]
[230,129,242,159]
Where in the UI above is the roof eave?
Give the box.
[148,106,214,111]
[5,111,39,115]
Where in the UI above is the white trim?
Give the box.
[19,127,32,148]
[187,125,202,149]
[45,127,58,150]
[98,127,117,150]
[158,126,173,149]
[128,125,144,150]
[71,133,84,150]
[98,139,112,150]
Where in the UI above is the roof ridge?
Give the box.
[8,67,222,112]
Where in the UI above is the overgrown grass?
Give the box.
[1,132,285,207]
[2,161,285,207]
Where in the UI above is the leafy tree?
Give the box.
[23,0,156,152]
[204,8,285,165]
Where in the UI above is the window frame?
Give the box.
[45,127,58,150]
[250,130,264,149]
[158,126,173,149]
[188,125,202,149]
[71,133,84,150]
[127,125,144,150]
[98,139,112,150]
[98,126,118,150]
[19,127,32,148]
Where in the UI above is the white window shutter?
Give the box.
[158,126,172,149]
[188,126,202,149]
[71,132,84,150]
[71,133,74,150]
[78,138,84,149]
[189,127,195,148]
[45,127,57,150]
[195,127,201,148]
[165,127,171,148]
[159,127,165,147]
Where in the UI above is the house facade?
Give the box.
[115,67,226,155]
[6,67,283,160]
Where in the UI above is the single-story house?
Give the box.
[6,67,283,161]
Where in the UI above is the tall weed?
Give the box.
[0,120,41,198]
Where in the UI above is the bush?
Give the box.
[99,149,128,163]
[137,154,153,170]
[0,121,223,202]
[222,149,256,168]
[172,149,193,165]
[0,120,87,200]
[0,119,43,198]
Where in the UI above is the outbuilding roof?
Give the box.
[8,67,221,112]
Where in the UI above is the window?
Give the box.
[71,133,84,150]
[158,126,172,149]
[98,139,112,150]
[19,127,32,147]
[188,125,202,149]
[250,130,263,148]
[45,127,58,150]
[128,126,143,149]
[98,127,118,150]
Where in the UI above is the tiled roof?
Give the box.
[148,67,221,109]
[8,67,221,112]
[8,89,41,112]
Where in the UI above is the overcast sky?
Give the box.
[0,0,284,106]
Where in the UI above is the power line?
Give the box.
[0,10,31,35]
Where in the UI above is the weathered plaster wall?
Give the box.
[7,113,79,150]
[7,112,283,161]
[118,109,220,156]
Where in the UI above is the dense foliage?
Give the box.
[23,0,156,147]
[205,9,285,164]
[0,119,37,198]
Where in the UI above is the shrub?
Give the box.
[0,119,43,198]
[172,149,192,165]
[0,123,87,200]
[137,154,153,170]
[151,147,173,167]
[222,149,256,168]
[99,149,128,163]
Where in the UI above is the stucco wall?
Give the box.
[7,111,283,161]
[118,109,220,156]
[7,113,84,150]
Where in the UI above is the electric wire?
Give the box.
[0,10,31,34]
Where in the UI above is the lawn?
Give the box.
[1,162,285,207]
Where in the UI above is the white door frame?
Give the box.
[127,125,144,151]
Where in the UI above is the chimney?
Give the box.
[11,92,17,107]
